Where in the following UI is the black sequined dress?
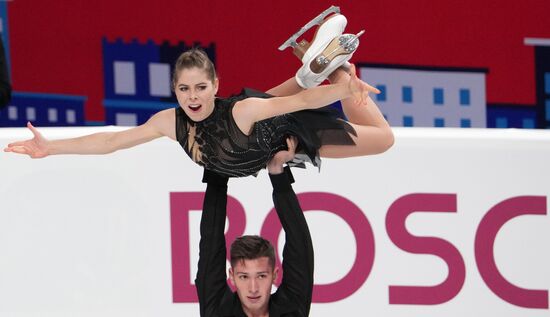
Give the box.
[175,88,356,177]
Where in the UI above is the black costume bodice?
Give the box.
[175,88,356,178]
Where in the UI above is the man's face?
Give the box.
[229,257,278,315]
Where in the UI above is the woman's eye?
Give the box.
[198,86,206,91]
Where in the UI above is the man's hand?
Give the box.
[267,136,297,174]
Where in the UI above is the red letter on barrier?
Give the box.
[386,193,465,305]
[260,192,375,303]
[475,196,548,309]
[170,192,246,302]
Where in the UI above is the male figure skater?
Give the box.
[196,138,314,316]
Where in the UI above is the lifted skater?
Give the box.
[5,7,393,178]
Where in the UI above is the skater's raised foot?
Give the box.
[297,14,347,63]
[296,30,365,89]
[309,30,364,74]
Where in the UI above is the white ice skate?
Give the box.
[279,6,364,88]
[278,6,346,61]
[295,30,364,88]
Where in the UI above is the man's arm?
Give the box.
[270,165,314,314]
[195,169,231,316]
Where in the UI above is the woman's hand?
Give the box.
[4,122,50,158]
[347,63,380,106]
[267,136,298,174]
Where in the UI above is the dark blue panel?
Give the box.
[459,89,470,106]
[402,86,413,103]
[487,104,537,128]
[403,115,413,126]
[433,88,444,105]
[376,85,386,102]
[460,118,471,128]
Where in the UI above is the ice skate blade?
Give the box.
[310,30,365,74]
[278,5,341,51]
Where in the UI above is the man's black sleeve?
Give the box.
[195,169,232,316]
[270,167,314,314]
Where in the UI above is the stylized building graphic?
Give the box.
[486,103,537,128]
[0,2,86,127]
[360,64,487,128]
[0,0,10,76]
[102,38,216,126]
[0,92,86,127]
[525,38,550,129]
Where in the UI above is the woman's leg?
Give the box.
[319,67,394,157]
[319,116,394,158]
[265,77,303,97]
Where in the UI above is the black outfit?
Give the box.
[0,38,11,109]
[196,168,314,316]
[176,88,355,177]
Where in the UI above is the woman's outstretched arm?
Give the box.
[4,108,176,158]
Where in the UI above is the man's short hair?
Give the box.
[230,235,276,269]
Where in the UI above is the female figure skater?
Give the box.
[4,13,393,177]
